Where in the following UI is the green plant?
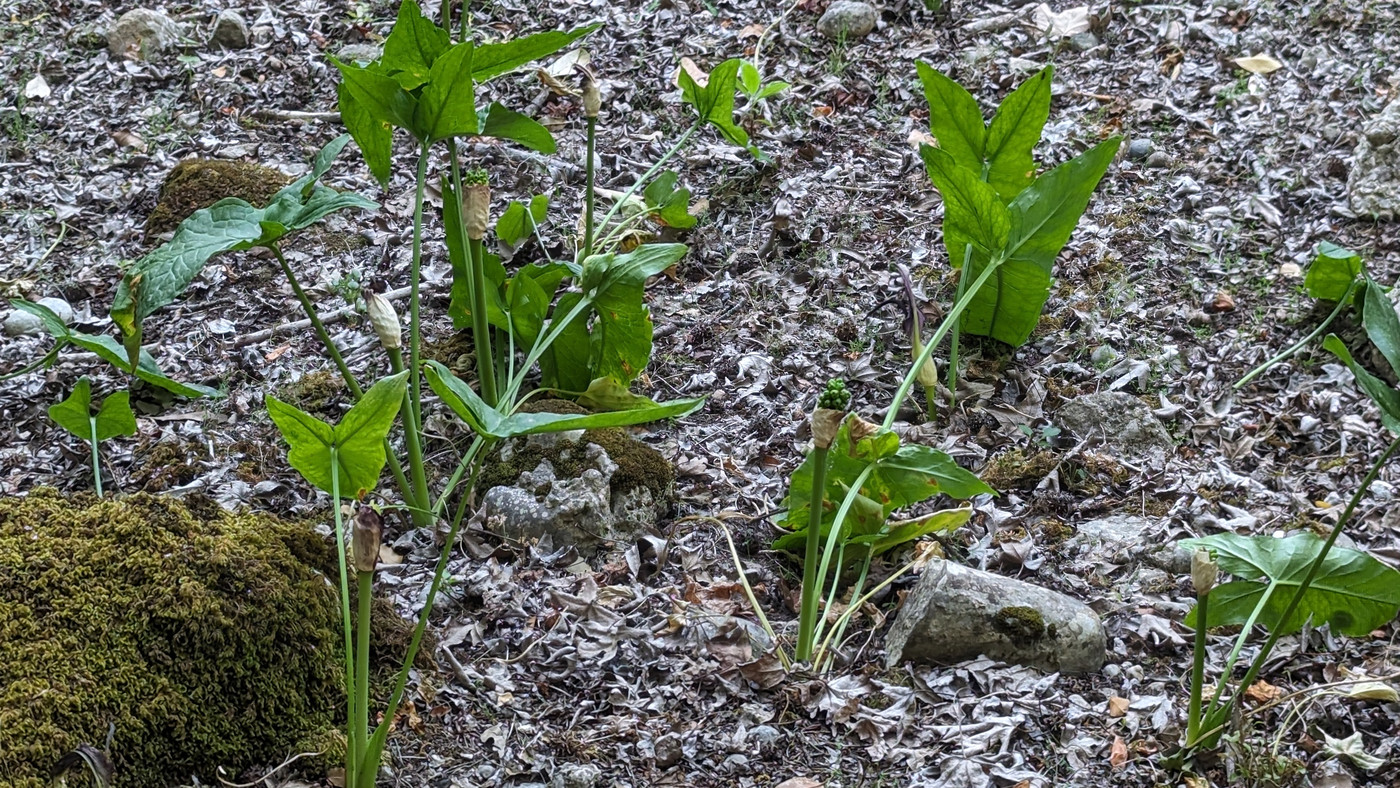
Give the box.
[916,64,1120,405]
[47,376,136,496]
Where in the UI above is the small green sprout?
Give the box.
[48,376,137,497]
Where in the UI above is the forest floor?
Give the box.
[3,0,1400,786]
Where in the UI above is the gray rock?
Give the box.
[2,309,42,337]
[1125,138,1155,161]
[481,436,663,552]
[885,558,1106,674]
[748,725,781,746]
[1068,31,1099,51]
[653,733,683,768]
[210,10,249,49]
[108,9,183,60]
[1143,150,1171,169]
[34,297,74,326]
[817,0,878,39]
[335,42,383,64]
[1056,391,1173,460]
[550,764,602,788]
[1348,98,1400,219]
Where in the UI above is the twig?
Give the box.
[231,283,438,347]
[250,108,341,122]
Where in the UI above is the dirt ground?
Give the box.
[3,0,1400,786]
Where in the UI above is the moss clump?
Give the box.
[146,159,292,236]
[478,398,674,503]
[129,439,203,492]
[0,490,347,788]
[992,605,1049,643]
[980,449,1058,490]
[277,370,346,422]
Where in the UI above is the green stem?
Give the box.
[468,235,498,406]
[354,567,372,779]
[945,245,973,409]
[270,244,415,518]
[884,256,1002,430]
[329,451,358,786]
[812,551,919,669]
[795,444,831,662]
[816,552,870,671]
[1186,590,1210,746]
[593,123,700,248]
[583,115,598,259]
[1199,582,1276,725]
[1235,279,1357,390]
[88,417,102,497]
[1198,433,1400,745]
[500,296,593,405]
[403,145,434,527]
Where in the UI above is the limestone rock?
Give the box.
[818,1,878,39]
[336,42,384,64]
[35,296,74,325]
[210,10,250,49]
[551,763,603,788]
[885,558,1106,673]
[108,9,183,60]
[1056,391,1173,461]
[1348,98,1400,219]
[2,309,42,337]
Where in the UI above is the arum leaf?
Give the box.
[589,276,652,387]
[1304,242,1363,302]
[338,84,394,187]
[1182,533,1400,637]
[478,101,555,153]
[576,377,666,412]
[48,377,95,439]
[425,361,703,438]
[580,243,688,295]
[379,0,449,89]
[1006,136,1121,271]
[985,66,1053,200]
[538,291,592,393]
[678,58,769,161]
[862,506,972,555]
[643,171,697,229]
[920,144,1010,266]
[916,62,985,174]
[416,42,478,141]
[495,194,549,246]
[1359,278,1400,380]
[334,59,422,135]
[93,391,137,442]
[472,25,601,82]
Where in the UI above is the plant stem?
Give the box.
[1235,279,1357,390]
[1197,433,1400,746]
[270,244,416,517]
[87,417,102,497]
[403,146,434,527]
[813,551,917,669]
[468,234,498,406]
[329,452,358,786]
[1186,590,1210,746]
[582,115,598,259]
[815,552,870,671]
[883,256,1002,430]
[593,123,700,247]
[795,444,830,662]
[945,246,973,410]
[354,566,372,780]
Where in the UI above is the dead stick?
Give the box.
[250,109,342,122]
[232,282,435,347]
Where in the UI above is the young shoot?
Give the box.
[48,376,136,496]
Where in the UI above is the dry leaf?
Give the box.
[535,68,577,97]
[1107,696,1130,717]
[676,57,708,88]
[1234,54,1283,74]
[813,105,833,117]
[1183,776,1211,788]
[1030,4,1091,39]
[775,779,822,788]
[738,23,766,39]
[1344,681,1399,702]
[1244,679,1282,704]
[1108,735,1128,770]
[544,47,588,78]
[908,129,936,150]
[23,73,50,99]
[111,129,148,153]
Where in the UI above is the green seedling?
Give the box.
[737,60,789,106]
[917,64,1119,405]
[48,377,137,496]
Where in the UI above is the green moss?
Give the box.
[129,440,203,492]
[992,605,1047,643]
[277,370,346,422]
[145,159,292,236]
[0,490,343,788]
[980,449,1058,491]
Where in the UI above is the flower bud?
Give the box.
[582,82,601,119]
[912,330,938,389]
[463,168,490,241]
[352,505,383,575]
[363,290,401,350]
[1191,549,1218,597]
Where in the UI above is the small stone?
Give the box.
[653,733,683,768]
[1207,291,1236,313]
[1278,262,1303,278]
[335,42,383,64]
[550,763,602,788]
[107,9,183,60]
[2,309,42,337]
[1057,392,1174,461]
[1143,150,1171,169]
[748,725,781,746]
[817,0,878,40]
[1068,31,1099,52]
[1008,57,1041,74]
[885,558,1106,674]
[1348,98,1400,219]
[1090,345,1117,364]
[1125,139,1155,161]
[34,297,74,325]
[210,10,250,49]
[1186,309,1211,327]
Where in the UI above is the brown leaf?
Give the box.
[676,57,707,89]
[1108,735,1128,770]
[1234,54,1283,74]
[1245,680,1282,704]
[738,23,766,39]
[775,779,823,788]
[1107,696,1130,717]
[111,129,147,153]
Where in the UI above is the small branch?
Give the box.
[250,108,342,123]
[231,283,437,347]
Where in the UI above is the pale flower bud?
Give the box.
[363,290,401,350]
[1191,549,1218,596]
[352,505,383,575]
[463,169,490,241]
[579,66,601,118]
[912,330,938,389]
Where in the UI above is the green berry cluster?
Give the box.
[462,168,489,185]
[818,379,850,411]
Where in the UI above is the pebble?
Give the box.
[36,297,75,326]
[748,725,781,745]
[1090,345,1117,364]
[210,10,250,49]
[1207,291,1236,313]
[1125,138,1155,161]
[653,733,683,768]
[550,763,601,788]
[2,309,42,337]
[817,0,878,40]
[1143,150,1171,169]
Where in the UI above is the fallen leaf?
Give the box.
[1344,681,1399,702]
[111,129,147,153]
[908,129,936,150]
[1030,4,1091,39]
[23,73,50,99]
[1183,776,1210,788]
[1108,735,1128,770]
[775,777,822,788]
[1107,696,1130,717]
[1208,291,1235,313]
[1244,679,1282,704]
[739,23,766,39]
[676,57,708,88]
[1234,54,1283,74]
[1323,732,1384,771]
[813,105,833,117]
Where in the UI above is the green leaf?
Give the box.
[14,300,221,398]
[416,42,478,141]
[678,58,768,161]
[860,507,972,556]
[956,256,1052,347]
[643,171,697,229]
[539,291,592,393]
[920,144,1010,267]
[425,360,703,437]
[576,377,665,412]
[755,82,789,100]
[1323,334,1400,433]
[506,268,552,350]
[334,59,422,135]
[496,194,549,246]
[93,391,137,442]
[590,277,652,386]
[580,243,689,295]
[1304,242,1363,302]
[379,0,449,89]
[984,66,1053,199]
[916,61,986,173]
[48,377,95,439]
[338,84,394,187]
[1006,136,1121,271]
[266,371,408,498]
[1360,278,1400,380]
[478,101,555,152]
[1182,533,1400,637]
[471,25,601,82]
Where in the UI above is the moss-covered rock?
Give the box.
[0,491,349,787]
[146,159,291,236]
[277,369,347,422]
